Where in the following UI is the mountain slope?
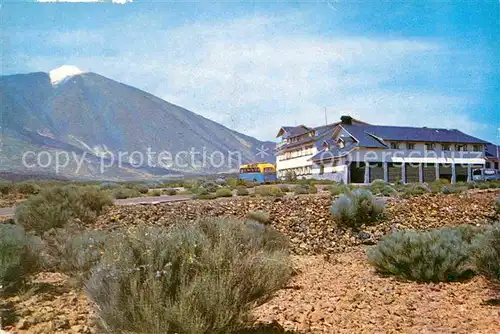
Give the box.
[0,68,275,179]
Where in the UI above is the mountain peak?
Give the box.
[49,65,83,85]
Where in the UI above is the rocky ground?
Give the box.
[0,193,25,210]
[254,249,500,334]
[2,189,500,333]
[97,189,499,255]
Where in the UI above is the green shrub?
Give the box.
[331,189,384,228]
[495,197,500,215]
[441,185,466,195]
[99,182,120,190]
[367,227,472,282]
[369,180,397,197]
[215,188,233,198]
[112,187,141,199]
[177,190,192,195]
[247,211,271,225]
[151,190,162,197]
[472,223,500,282]
[200,181,218,194]
[477,182,490,190]
[380,185,397,197]
[279,185,291,193]
[270,186,284,197]
[310,179,336,185]
[134,184,149,194]
[42,227,108,285]
[236,188,249,196]
[308,185,318,194]
[0,181,14,195]
[427,179,450,193]
[76,187,113,218]
[401,183,432,198]
[84,219,292,334]
[15,186,112,234]
[194,193,217,200]
[369,179,388,194]
[293,185,309,195]
[255,185,282,197]
[488,182,500,189]
[327,184,351,196]
[16,181,41,195]
[467,181,478,189]
[0,224,41,293]
[164,188,177,196]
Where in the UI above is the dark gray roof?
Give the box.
[342,124,487,145]
[341,125,388,148]
[486,143,500,160]
[279,125,313,138]
[310,142,358,161]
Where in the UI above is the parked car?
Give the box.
[472,168,500,181]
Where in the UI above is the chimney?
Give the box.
[340,115,353,125]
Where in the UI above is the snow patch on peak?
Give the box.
[49,65,83,85]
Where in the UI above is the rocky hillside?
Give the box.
[0,67,275,179]
[97,190,500,255]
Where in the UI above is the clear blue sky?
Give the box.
[1,0,499,143]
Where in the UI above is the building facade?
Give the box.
[485,144,500,170]
[276,116,490,184]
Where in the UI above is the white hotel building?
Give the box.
[276,116,490,184]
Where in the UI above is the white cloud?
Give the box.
[24,13,489,141]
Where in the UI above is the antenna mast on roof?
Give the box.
[497,127,499,160]
[324,107,328,125]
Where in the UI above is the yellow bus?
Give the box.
[239,162,277,183]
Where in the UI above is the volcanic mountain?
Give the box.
[0,66,275,180]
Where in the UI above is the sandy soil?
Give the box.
[254,249,500,334]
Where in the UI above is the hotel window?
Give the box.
[407,143,415,150]
[455,144,465,151]
[473,144,482,152]
[442,144,451,151]
[425,143,435,151]
[390,142,400,149]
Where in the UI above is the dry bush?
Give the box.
[495,197,500,216]
[133,184,149,194]
[0,181,14,195]
[293,185,309,195]
[164,188,177,196]
[255,185,283,197]
[247,211,271,225]
[15,186,112,234]
[85,218,292,334]
[327,184,351,196]
[42,226,109,286]
[367,227,472,282]
[331,189,385,229]
[112,187,141,199]
[401,183,432,198]
[215,188,233,198]
[472,223,500,282]
[236,187,249,196]
[441,185,467,195]
[0,224,41,293]
[16,181,41,195]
